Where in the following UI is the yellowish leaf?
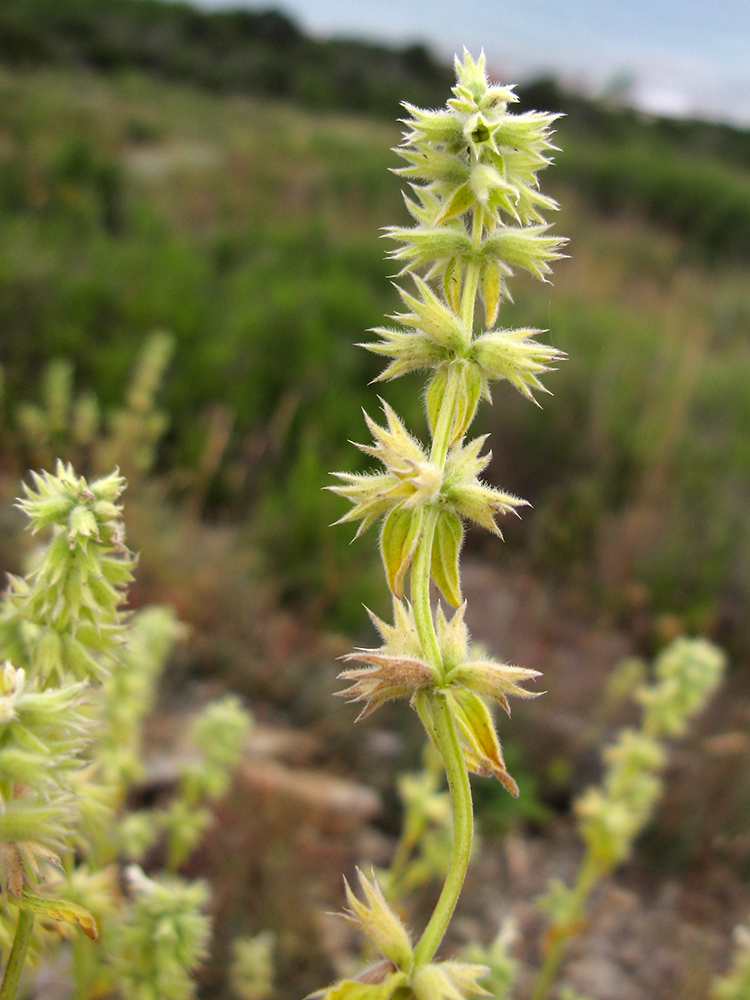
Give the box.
[379,507,422,598]
[317,969,408,1000]
[431,513,463,607]
[442,259,462,313]
[447,690,518,796]
[449,364,482,445]
[481,262,501,328]
[17,889,99,940]
[436,184,475,224]
[426,366,449,438]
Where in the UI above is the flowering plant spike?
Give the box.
[0,462,252,1000]
[326,51,566,992]
[532,637,725,1000]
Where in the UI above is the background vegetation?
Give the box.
[1,1,749,649]
[1,3,749,996]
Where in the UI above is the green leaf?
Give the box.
[425,366,449,438]
[380,506,422,598]
[450,364,482,445]
[431,513,463,607]
[436,183,475,224]
[321,970,408,1000]
[324,983,382,1000]
[412,690,440,751]
[443,258,462,313]
[481,262,501,328]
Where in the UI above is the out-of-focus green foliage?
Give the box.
[0,65,421,625]
[0,0,453,118]
[518,78,750,262]
[0,35,749,646]
[713,918,750,1000]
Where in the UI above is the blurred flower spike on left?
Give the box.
[0,659,89,881]
[0,461,135,928]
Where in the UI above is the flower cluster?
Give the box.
[119,696,252,871]
[333,53,565,626]
[332,403,526,603]
[0,463,255,1000]
[0,661,88,863]
[638,636,725,738]
[163,695,251,869]
[110,866,211,1000]
[330,55,564,803]
[0,463,134,915]
[99,606,185,793]
[230,931,276,1000]
[317,869,490,1000]
[338,600,539,795]
[577,637,725,871]
[575,728,666,869]
[538,637,726,984]
[0,462,134,684]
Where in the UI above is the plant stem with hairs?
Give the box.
[322,50,566,1000]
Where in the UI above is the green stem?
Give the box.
[412,365,460,664]
[411,506,440,665]
[413,694,473,966]
[0,909,34,1000]
[429,359,460,468]
[529,853,601,1000]
[408,205,485,969]
[459,205,483,331]
[529,937,565,1000]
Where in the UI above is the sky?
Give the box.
[192,0,750,127]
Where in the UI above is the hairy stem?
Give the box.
[429,360,460,468]
[409,205,483,968]
[412,366,459,663]
[459,205,483,331]
[0,909,35,1000]
[411,506,441,665]
[413,694,473,966]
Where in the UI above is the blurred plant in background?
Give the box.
[712,914,750,1000]
[0,463,256,999]
[533,638,726,1000]
[13,331,173,483]
[381,745,453,902]
[1,26,749,647]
